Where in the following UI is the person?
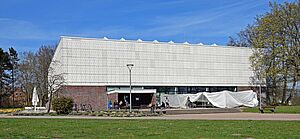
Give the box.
[159,101,166,113]
[148,103,155,113]
[108,100,112,109]
[165,97,170,108]
[119,100,123,109]
[186,97,191,108]
[161,102,166,108]
[124,99,129,110]
[113,100,119,109]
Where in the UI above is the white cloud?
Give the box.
[139,1,263,37]
[0,18,57,40]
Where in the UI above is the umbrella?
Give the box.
[32,87,39,111]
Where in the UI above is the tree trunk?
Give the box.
[40,98,43,107]
[281,68,288,104]
[271,77,277,105]
[47,92,52,113]
[266,85,270,104]
[0,78,2,108]
[11,68,14,108]
[0,96,2,108]
[286,77,297,104]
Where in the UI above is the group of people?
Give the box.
[160,96,170,109]
[108,99,129,110]
[148,96,171,113]
[108,97,172,113]
[161,96,193,108]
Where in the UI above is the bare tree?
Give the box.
[15,45,56,107]
[47,61,65,113]
[16,51,36,106]
[227,25,256,47]
[35,46,55,106]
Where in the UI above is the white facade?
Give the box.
[51,36,253,87]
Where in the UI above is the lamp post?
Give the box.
[127,64,134,112]
[259,81,262,110]
[258,76,262,110]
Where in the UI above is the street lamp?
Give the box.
[257,75,262,110]
[127,64,134,112]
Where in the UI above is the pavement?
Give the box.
[1,113,300,121]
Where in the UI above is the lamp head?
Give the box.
[126,64,134,70]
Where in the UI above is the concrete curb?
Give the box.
[1,113,300,121]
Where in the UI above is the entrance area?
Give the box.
[118,93,154,109]
[107,89,156,109]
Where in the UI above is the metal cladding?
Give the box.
[51,36,253,87]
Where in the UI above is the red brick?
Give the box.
[60,86,107,110]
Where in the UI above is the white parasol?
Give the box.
[32,87,39,111]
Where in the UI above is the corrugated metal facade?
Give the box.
[51,36,253,87]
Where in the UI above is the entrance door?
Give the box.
[118,93,153,109]
[133,93,153,108]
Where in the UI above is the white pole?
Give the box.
[259,84,262,109]
[129,68,132,112]
[127,64,134,113]
[34,103,36,111]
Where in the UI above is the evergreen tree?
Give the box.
[0,48,11,107]
[8,47,19,107]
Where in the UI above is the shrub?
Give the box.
[292,96,300,105]
[52,97,74,115]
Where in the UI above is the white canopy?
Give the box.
[32,87,39,106]
[107,89,156,95]
[161,90,258,108]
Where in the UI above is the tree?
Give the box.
[47,61,65,113]
[16,51,37,106]
[280,1,300,103]
[8,47,19,107]
[16,45,56,107]
[0,48,10,107]
[230,1,300,105]
[35,46,56,106]
[227,25,256,47]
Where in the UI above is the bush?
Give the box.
[292,96,300,105]
[52,97,74,115]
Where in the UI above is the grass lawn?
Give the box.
[242,106,300,114]
[0,119,300,139]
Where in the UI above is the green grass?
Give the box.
[0,119,300,139]
[242,106,300,113]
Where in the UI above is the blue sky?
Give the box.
[0,0,294,52]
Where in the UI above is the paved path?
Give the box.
[1,113,300,121]
[163,113,300,121]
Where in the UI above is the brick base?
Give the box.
[59,86,158,110]
[60,86,107,110]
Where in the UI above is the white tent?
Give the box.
[32,87,39,111]
[161,90,258,108]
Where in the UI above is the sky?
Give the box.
[0,0,295,52]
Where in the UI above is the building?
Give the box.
[10,89,27,107]
[0,89,27,108]
[50,36,255,110]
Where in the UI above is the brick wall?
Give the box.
[60,86,107,110]
[107,93,118,102]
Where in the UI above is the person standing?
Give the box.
[165,97,170,108]
[108,100,113,109]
